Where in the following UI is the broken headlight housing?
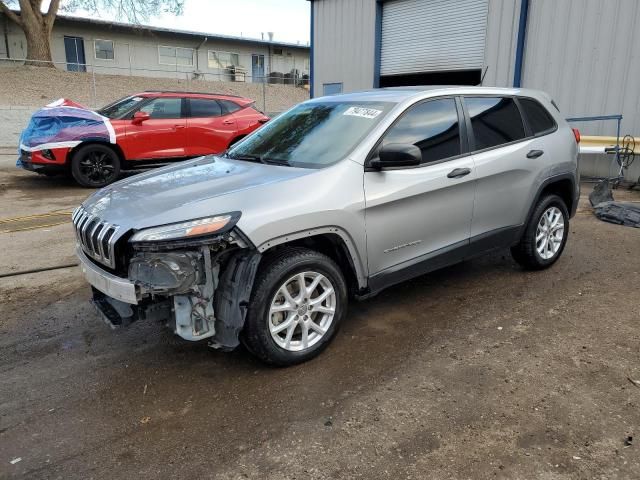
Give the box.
[129,252,202,294]
[130,213,240,243]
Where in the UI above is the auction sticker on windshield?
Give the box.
[343,106,383,119]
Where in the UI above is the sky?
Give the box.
[67,0,311,45]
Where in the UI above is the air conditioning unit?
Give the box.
[228,65,246,82]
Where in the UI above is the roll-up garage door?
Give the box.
[380,0,489,76]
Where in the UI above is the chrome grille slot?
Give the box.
[72,206,120,269]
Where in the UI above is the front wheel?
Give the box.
[71,144,121,188]
[242,247,348,366]
[511,194,569,270]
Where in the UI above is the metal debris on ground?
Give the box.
[593,202,640,228]
[589,180,640,228]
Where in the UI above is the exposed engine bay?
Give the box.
[89,231,261,350]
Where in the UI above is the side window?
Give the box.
[189,98,222,118]
[465,97,525,150]
[381,98,461,164]
[219,100,242,114]
[139,98,182,119]
[519,98,556,135]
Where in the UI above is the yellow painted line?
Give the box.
[0,211,72,224]
[0,221,70,233]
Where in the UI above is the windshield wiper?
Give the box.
[227,153,264,163]
[227,153,290,167]
[262,158,290,166]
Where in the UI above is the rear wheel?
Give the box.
[71,144,121,188]
[242,247,348,366]
[511,194,569,270]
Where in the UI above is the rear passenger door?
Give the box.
[186,98,237,156]
[463,96,545,243]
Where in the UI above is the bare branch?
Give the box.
[45,0,61,29]
[0,1,23,26]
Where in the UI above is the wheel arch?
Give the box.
[519,173,577,241]
[257,228,368,296]
[68,140,125,166]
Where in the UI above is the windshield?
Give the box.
[98,96,145,119]
[227,101,395,168]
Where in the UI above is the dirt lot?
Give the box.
[1,152,639,479]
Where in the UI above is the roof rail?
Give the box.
[142,90,244,98]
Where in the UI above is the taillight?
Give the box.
[572,128,581,143]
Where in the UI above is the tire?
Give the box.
[511,194,569,270]
[242,247,348,366]
[71,144,121,188]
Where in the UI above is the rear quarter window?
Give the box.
[219,100,242,113]
[519,98,557,135]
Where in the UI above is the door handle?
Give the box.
[174,125,185,129]
[526,149,544,159]
[447,167,471,179]
[223,120,234,125]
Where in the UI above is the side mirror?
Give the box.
[370,143,421,169]
[132,111,150,125]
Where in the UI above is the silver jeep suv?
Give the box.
[73,86,580,365]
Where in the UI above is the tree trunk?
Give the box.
[24,24,53,65]
[0,0,59,66]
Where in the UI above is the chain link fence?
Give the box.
[0,56,309,146]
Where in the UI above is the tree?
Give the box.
[0,0,183,65]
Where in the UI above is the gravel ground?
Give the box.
[0,66,308,112]
[1,155,639,479]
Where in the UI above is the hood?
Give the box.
[81,155,314,231]
[20,98,115,152]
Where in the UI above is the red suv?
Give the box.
[18,91,270,187]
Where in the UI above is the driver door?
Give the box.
[121,97,187,160]
[364,97,476,286]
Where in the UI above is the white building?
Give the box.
[0,13,310,84]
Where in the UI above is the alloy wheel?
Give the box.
[78,151,116,184]
[268,271,337,352]
[535,206,565,260]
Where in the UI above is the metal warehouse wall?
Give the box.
[482,0,521,87]
[477,0,640,180]
[523,0,640,181]
[312,0,377,97]
[522,0,640,136]
[483,0,640,137]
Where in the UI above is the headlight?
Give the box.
[130,213,239,242]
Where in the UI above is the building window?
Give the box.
[323,83,343,96]
[304,58,310,71]
[273,47,283,56]
[208,51,240,69]
[158,46,194,66]
[94,39,114,60]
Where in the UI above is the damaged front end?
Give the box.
[80,211,261,350]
